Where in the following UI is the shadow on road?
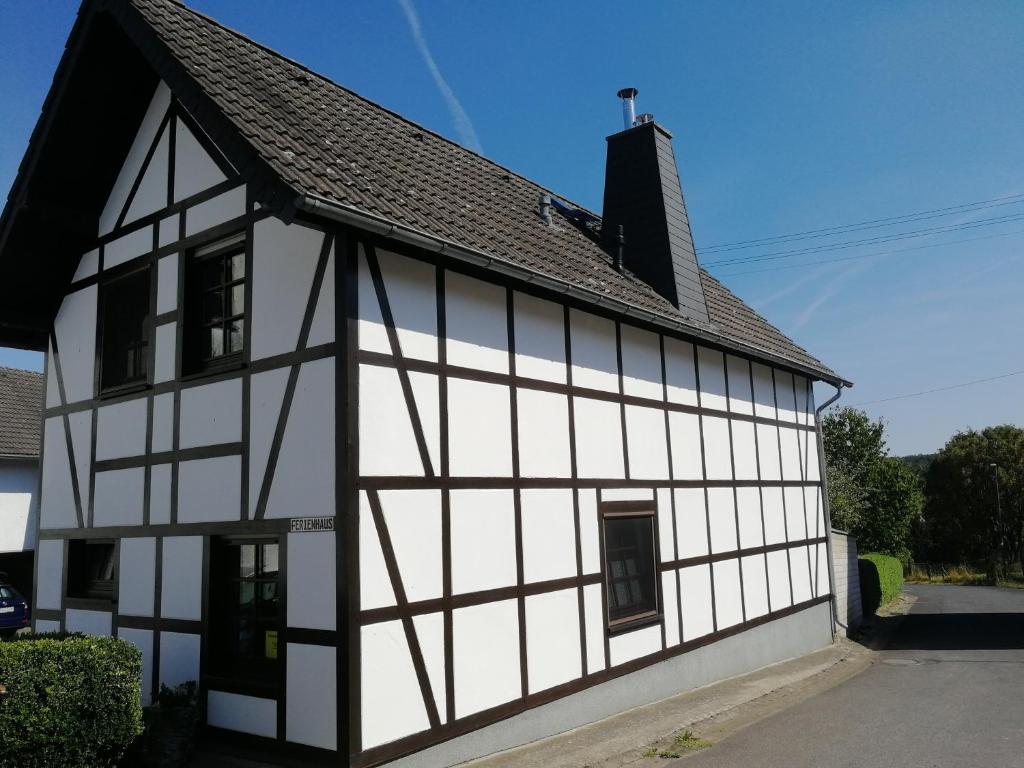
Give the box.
[866,611,1024,651]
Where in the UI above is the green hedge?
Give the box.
[0,633,144,767]
[859,552,904,616]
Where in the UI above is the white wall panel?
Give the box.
[380,489,442,603]
[569,310,618,392]
[513,292,566,383]
[726,355,754,415]
[775,371,798,423]
[583,582,606,673]
[287,530,336,630]
[158,215,178,248]
[780,428,803,481]
[516,389,571,478]
[96,398,148,460]
[623,405,667,479]
[286,644,337,748]
[741,554,769,619]
[177,455,240,523]
[736,487,764,549]
[453,599,521,718]
[68,411,91,516]
[150,464,172,525]
[179,379,242,449]
[161,536,202,621]
[184,185,245,236]
[35,539,63,610]
[707,487,738,554]
[65,609,112,637]
[791,546,813,604]
[104,226,153,270]
[784,487,808,542]
[208,691,277,739]
[756,423,782,481]
[450,489,516,594]
[0,460,36,553]
[668,411,702,481]
[53,286,97,404]
[751,363,777,419]
[306,247,335,348]
[675,487,709,559]
[35,619,61,634]
[697,347,728,412]
[731,420,758,480]
[152,393,174,453]
[73,248,99,282]
[249,367,288,514]
[794,376,810,426]
[664,337,698,406]
[40,417,77,530]
[119,537,156,617]
[766,550,792,610]
[762,487,786,545]
[573,397,624,479]
[713,559,744,629]
[445,271,508,374]
[413,612,447,725]
[154,322,176,383]
[816,543,831,597]
[608,623,660,667]
[159,632,200,688]
[579,489,600,574]
[657,488,674,562]
[93,469,144,526]
[805,487,826,539]
[803,431,821,481]
[525,589,581,693]
[173,118,227,202]
[701,416,732,480]
[359,249,438,362]
[123,127,168,225]
[600,488,654,501]
[358,365,423,477]
[620,325,663,400]
[662,571,681,646]
[359,492,395,610]
[679,564,714,641]
[118,627,155,705]
[45,341,59,409]
[521,488,576,583]
[447,378,512,477]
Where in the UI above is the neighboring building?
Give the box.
[0,0,850,765]
[0,367,42,598]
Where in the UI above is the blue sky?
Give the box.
[1,1,1022,455]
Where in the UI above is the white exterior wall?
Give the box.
[0,459,38,553]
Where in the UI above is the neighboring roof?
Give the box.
[0,0,848,385]
[0,367,43,458]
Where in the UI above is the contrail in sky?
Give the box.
[397,0,484,155]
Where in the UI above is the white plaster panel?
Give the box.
[757,423,782,481]
[583,582,606,673]
[306,247,335,348]
[96,398,148,460]
[184,186,245,237]
[579,489,600,574]
[447,377,512,477]
[118,537,156,617]
[791,546,813,604]
[516,389,571,478]
[413,612,447,725]
[657,488,675,562]
[805,486,826,540]
[359,364,422,477]
[742,554,770,619]
[625,405,669,480]
[445,271,508,374]
[664,337,698,406]
[156,253,178,314]
[104,226,153,270]
[118,627,155,705]
[409,371,440,474]
[380,489,442,603]
[785,487,808,542]
[520,488,576,584]
[250,367,289,514]
[736,487,764,549]
[620,325,663,400]
[287,531,336,631]
[264,358,335,519]
[751,363,777,419]
[53,286,97,404]
[124,127,169,225]
[286,644,337,748]
[65,609,112,637]
[675,487,708,559]
[775,371,798,423]
[359,493,395,610]
[73,248,99,282]
[806,383,817,422]
[93,469,144,527]
[680,564,714,641]
[208,691,277,739]
[251,218,323,361]
[726,355,754,414]
[159,631,200,688]
[152,393,174,453]
[453,599,521,718]
[525,589,582,693]
[40,418,77,530]
[68,411,91,517]
[794,376,810,426]
[45,341,59,409]
[707,487,738,554]
[697,347,728,412]
[0,460,36,553]
[663,571,681,647]
[154,322,176,383]
[766,550,792,610]
[35,539,63,610]
[816,543,831,597]
[762,487,786,545]
[158,215,179,248]
[569,310,618,392]
[173,119,227,202]
[702,416,732,481]
[609,623,661,667]
[573,397,624,479]
[100,81,170,234]
[513,292,566,383]
[713,559,744,629]
[177,455,240,523]
[357,249,388,356]
[600,488,655,501]
[161,536,202,621]
[780,428,803,481]
[803,431,821,481]
[731,420,758,481]
[358,249,438,361]
[450,489,516,594]
[150,464,172,525]
[35,619,61,634]
[668,411,702,481]
[179,379,243,448]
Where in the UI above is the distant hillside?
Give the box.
[899,453,936,475]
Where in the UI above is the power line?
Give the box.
[700,191,1024,253]
[847,369,1024,407]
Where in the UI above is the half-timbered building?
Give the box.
[0,1,850,765]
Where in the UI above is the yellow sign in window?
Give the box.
[265,630,278,660]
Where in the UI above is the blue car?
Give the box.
[0,584,30,637]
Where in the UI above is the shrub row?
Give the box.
[858,552,904,616]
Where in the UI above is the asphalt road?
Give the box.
[686,584,1024,768]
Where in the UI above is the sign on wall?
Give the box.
[290,517,335,533]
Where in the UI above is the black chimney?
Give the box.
[601,89,710,324]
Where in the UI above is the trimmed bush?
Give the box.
[0,633,144,767]
[859,552,904,616]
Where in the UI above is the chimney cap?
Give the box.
[616,87,639,99]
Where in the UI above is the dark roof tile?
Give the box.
[0,367,43,458]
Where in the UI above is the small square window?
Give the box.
[67,540,116,601]
[184,234,246,375]
[602,506,659,630]
[99,268,151,392]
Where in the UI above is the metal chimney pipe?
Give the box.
[539,193,552,225]
[617,87,639,130]
[614,224,625,272]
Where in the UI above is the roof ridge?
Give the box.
[0,365,43,377]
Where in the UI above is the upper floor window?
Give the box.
[99,267,151,392]
[603,504,660,631]
[184,233,246,375]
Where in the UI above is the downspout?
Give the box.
[815,383,845,640]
